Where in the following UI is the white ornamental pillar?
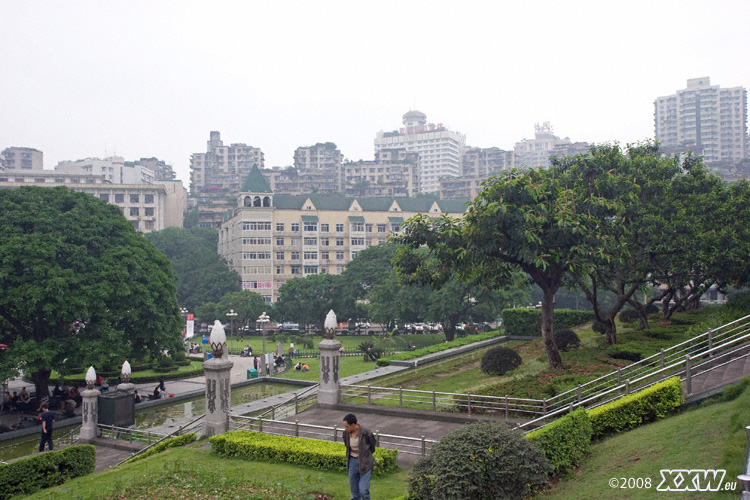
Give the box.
[318,310,342,405]
[80,366,101,441]
[203,320,234,436]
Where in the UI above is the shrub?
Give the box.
[592,319,607,334]
[587,377,683,439]
[525,408,592,476]
[502,308,594,337]
[607,347,641,362]
[481,346,522,376]
[0,444,95,499]
[618,308,640,324]
[407,422,550,500]
[209,430,398,476]
[172,350,187,362]
[553,329,580,352]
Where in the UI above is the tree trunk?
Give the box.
[604,317,617,345]
[32,369,51,401]
[540,287,563,370]
[444,328,455,342]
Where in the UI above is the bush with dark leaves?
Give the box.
[553,329,580,352]
[480,346,522,376]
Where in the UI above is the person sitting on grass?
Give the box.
[295,362,302,371]
[301,363,309,372]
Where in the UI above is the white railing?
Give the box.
[97,423,170,445]
[230,415,436,457]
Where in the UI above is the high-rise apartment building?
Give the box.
[514,123,588,169]
[190,131,264,193]
[292,143,344,193]
[218,166,466,303]
[440,147,516,200]
[344,149,419,198]
[654,77,748,169]
[374,110,465,194]
[1,147,43,171]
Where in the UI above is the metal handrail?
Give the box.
[252,385,319,422]
[116,413,205,465]
[97,423,169,444]
[230,415,437,457]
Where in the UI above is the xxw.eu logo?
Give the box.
[657,469,735,492]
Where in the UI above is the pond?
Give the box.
[0,382,299,462]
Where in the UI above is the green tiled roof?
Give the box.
[241,165,272,193]
[348,215,365,222]
[388,216,404,223]
[272,194,467,214]
[301,215,318,222]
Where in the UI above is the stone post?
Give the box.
[203,319,233,436]
[318,338,342,405]
[80,386,101,441]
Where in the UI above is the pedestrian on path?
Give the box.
[39,402,55,452]
[342,413,376,500]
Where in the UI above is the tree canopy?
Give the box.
[145,226,241,312]
[0,187,182,396]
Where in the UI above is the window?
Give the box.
[276,222,285,231]
[276,237,284,246]
[130,194,139,203]
[291,223,300,232]
[321,237,330,247]
[320,267,329,274]
[377,224,386,233]
[276,266,283,275]
[276,252,284,260]
[291,252,300,260]
[390,223,401,233]
[352,251,359,259]
[336,238,344,246]
[304,251,318,260]
[336,223,344,232]
[321,251,329,260]
[291,238,300,246]
[132,220,139,230]
[320,223,329,232]
[366,223,373,233]
[303,237,317,246]
[303,222,317,231]
[115,194,125,203]
[304,266,319,275]
[242,252,271,260]
[336,251,344,261]
[130,207,139,216]
[291,265,301,275]
[144,194,154,204]
[99,194,109,202]
[337,265,345,274]
[145,220,154,230]
[351,222,365,232]
[351,237,365,246]
[242,237,272,245]
[145,207,154,216]
[242,221,272,231]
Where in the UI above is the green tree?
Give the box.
[197,290,267,338]
[0,187,182,397]
[274,274,357,326]
[146,227,241,311]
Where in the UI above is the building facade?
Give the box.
[218,167,466,303]
[343,149,419,198]
[54,156,156,184]
[1,147,44,171]
[514,122,588,169]
[374,110,465,194]
[655,77,748,172]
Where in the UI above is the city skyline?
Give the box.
[2,1,749,186]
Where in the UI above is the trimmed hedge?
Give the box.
[502,308,595,337]
[209,430,398,476]
[525,408,592,476]
[0,444,95,499]
[587,377,683,440]
[376,331,499,366]
[50,362,204,385]
[125,433,198,464]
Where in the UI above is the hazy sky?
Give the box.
[2,1,749,187]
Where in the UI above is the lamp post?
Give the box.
[180,307,189,351]
[80,366,100,441]
[257,311,270,375]
[203,320,233,436]
[318,309,342,405]
[226,309,238,345]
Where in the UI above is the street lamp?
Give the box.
[226,309,238,345]
[324,309,337,340]
[180,307,189,349]
[257,311,270,374]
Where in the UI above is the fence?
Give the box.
[230,415,436,457]
[97,423,170,445]
[740,425,750,499]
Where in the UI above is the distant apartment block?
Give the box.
[190,131,264,193]
[374,110,465,194]
[344,149,419,198]
[217,166,466,303]
[655,77,748,172]
[514,122,588,169]
[55,156,155,184]
[440,146,516,200]
[131,157,177,181]
[1,147,43,171]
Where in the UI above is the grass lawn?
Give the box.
[26,442,411,500]
[226,333,445,355]
[275,354,384,381]
[535,381,750,499]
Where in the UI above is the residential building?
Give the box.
[218,166,467,303]
[374,110,465,194]
[344,149,419,197]
[514,122,588,169]
[1,147,43,171]
[54,156,156,185]
[654,77,748,175]
[130,157,177,181]
[0,178,187,234]
[440,146,517,200]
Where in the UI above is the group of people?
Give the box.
[293,362,310,372]
[240,345,253,357]
[1,385,82,415]
[188,343,202,354]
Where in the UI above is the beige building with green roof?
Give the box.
[217,166,467,303]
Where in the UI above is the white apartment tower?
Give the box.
[654,77,748,165]
[374,111,465,194]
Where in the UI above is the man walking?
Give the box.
[342,413,376,500]
[39,402,55,452]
